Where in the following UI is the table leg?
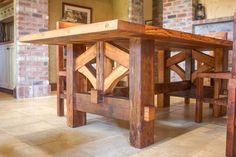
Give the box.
[129,38,155,148]
[226,79,236,157]
[66,44,86,127]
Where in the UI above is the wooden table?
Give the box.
[20,20,232,149]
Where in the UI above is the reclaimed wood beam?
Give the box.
[104,65,129,93]
[197,72,232,79]
[226,78,236,157]
[75,93,130,120]
[78,66,96,88]
[129,38,155,148]
[157,49,170,108]
[213,48,224,117]
[104,42,129,68]
[66,44,86,127]
[19,20,232,49]
[57,45,65,116]
[166,52,186,68]
[74,44,96,71]
[192,50,215,67]
[191,64,212,82]
[155,81,191,94]
[170,64,185,80]
[195,77,204,123]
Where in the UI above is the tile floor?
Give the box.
[0,92,227,157]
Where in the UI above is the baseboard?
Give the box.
[50,83,57,91]
[0,87,13,95]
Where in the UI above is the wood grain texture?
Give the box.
[170,64,185,80]
[226,79,236,157]
[166,52,186,68]
[66,44,86,127]
[155,81,191,94]
[157,50,170,108]
[129,38,155,148]
[213,48,224,117]
[75,93,129,120]
[104,42,129,68]
[197,72,232,79]
[56,21,81,117]
[20,20,232,49]
[104,65,128,93]
[191,64,212,82]
[57,45,65,116]
[195,77,203,123]
[96,42,105,93]
[75,45,96,71]
[78,66,96,88]
[192,50,215,68]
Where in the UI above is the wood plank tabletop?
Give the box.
[20,20,232,49]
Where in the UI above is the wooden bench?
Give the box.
[195,13,236,157]
[156,32,229,117]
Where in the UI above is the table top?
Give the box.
[20,20,232,50]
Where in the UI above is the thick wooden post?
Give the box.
[66,44,86,127]
[195,77,203,123]
[226,13,236,156]
[129,38,155,148]
[185,50,193,104]
[226,79,236,157]
[57,45,65,116]
[92,42,105,103]
[157,50,170,108]
[213,48,223,117]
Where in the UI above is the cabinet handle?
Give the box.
[6,48,10,50]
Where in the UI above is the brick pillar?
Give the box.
[128,0,144,24]
[163,0,194,33]
[15,0,50,98]
[152,0,164,83]
[152,0,163,27]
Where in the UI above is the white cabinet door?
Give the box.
[0,45,7,88]
[0,43,15,89]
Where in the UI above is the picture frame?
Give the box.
[62,3,92,24]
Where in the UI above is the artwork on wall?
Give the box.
[62,3,92,24]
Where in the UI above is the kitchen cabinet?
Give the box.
[0,43,15,89]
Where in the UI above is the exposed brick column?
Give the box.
[163,0,195,33]
[152,0,163,27]
[128,0,144,24]
[15,0,50,98]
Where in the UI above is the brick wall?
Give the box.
[128,0,144,24]
[161,0,196,81]
[163,0,196,33]
[15,0,50,98]
[152,0,163,27]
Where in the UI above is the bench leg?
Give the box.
[226,79,236,157]
[195,77,203,123]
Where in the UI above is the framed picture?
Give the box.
[62,3,92,24]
